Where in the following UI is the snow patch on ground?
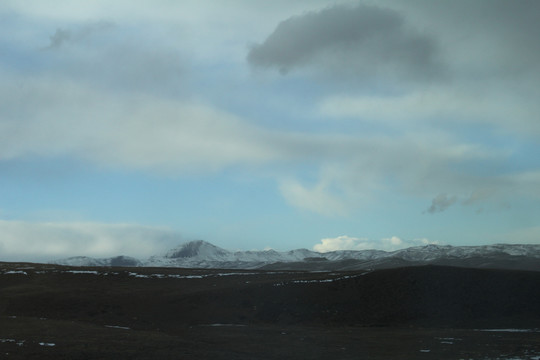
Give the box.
[105,325,131,330]
[64,270,100,274]
[126,271,281,279]
[273,272,370,286]
[38,342,55,347]
[0,339,24,346]
[436,337,462,345]
[2,270,28,275]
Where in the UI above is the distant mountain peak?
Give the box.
[164,240,231,259]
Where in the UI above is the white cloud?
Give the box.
[279,178,348,216]
[0,220,182,262]
[277,132,507,215]
[0,72,283,173]
[318,87,540,136]
[314,235,369,252]
[313,235,438,252]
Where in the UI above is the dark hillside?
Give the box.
[1,263,540,329]
[213,265,540,328]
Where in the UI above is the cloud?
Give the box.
[44,21,115,50]
[1,66,502,178]
[318,85,540,137]
[47,28,71,49]
[425,193,458,214]
[391,0,540,76]
[423,170,540,214]
[279,178,348,216]
[247,3,443,83]
[278,132,507,215]
[0,68,529,217]
[0,220,183,262]
[462,189,496,206]
[313,235,437,252]
[319,88,498,124]
[0,72,284,173]
[37,22,185,97]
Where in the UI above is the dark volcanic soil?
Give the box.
[1,262,540,359]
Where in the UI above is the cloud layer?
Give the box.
[0,220,181,262]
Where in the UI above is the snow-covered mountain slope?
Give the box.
[144,240,321,269]
[164,240,232,260]
[51,240,540,271]
[53,255,141,267]
[53,256,109,267]
[388,243,540,261]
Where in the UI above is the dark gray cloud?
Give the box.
[426,193,457,214]
[387,0,540,79]
[247,4,443,83]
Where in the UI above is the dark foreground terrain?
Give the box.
[1,263,540,359]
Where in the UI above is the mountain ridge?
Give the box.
[51,240,540,271]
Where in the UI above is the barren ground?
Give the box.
[1,262,539,359]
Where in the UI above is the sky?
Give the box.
[1,0,540,262]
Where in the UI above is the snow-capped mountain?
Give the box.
[389,243,540,261]
[51,240,540,271]
[144,240,321,269]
